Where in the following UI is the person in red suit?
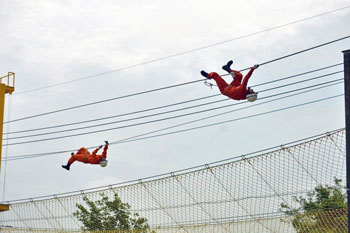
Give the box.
[62,141,109,170]
[201,60,259,102]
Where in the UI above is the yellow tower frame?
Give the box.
[0,72,15,212]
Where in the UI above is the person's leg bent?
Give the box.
[77,147,86,154]
[102,145,108,159]
[68,156,77,165]
[209,72,229,94]
[92,148,99,156]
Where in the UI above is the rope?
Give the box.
[227,36,349,74]
[108,83,343,146]
[204,36,349,87]
[2,75,342,146]
[5,36,350,124]
[14,5,350,95]
[4,63,342,135]
[3,81,343,161]
[3,71,343,141]
[5,79,202,124]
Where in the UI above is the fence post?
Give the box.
[343,49,350,232]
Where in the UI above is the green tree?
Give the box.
[74,193,154,232]
[280,177,347,233]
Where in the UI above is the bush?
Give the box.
[74,193,154,232]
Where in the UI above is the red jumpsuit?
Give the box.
[208,67,255,100]
[68,145,108,165]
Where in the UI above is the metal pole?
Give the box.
[343,49,350,232]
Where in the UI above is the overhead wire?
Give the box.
[4,35,350,124]
[2,78,343,145]
[4,63,343,135]
[2,77,343,149]
[107,81,344,145]
[2,36,348,160]
[3,78,341,162]
[5,94,220,135]
[228,36,348,73]
[3,70,343,141]
[3,80,343,162]
[120,94,343,145]
[14,5,350,95]
[5,79,202,124]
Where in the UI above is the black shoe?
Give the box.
[222,60,233,73]
[62,164,70,170]
[200,70,210,79]
[105,141,109,145]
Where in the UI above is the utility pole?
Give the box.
[0,72,15,213]
[343,49,350,232]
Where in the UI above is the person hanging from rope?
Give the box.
[201,60,259,102]
[62,141,109,170]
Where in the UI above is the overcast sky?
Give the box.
[0,0,349,201]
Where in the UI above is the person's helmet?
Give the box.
[100,159,108,167]
[246,93,258,102]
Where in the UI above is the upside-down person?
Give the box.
[62,141,109,170]
[201,60,259,102]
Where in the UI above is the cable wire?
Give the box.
[3,70,343,141]
[109,82,344,145]
[5,35,349,124]
[2,79,342,149]
[5,63,343,135]
[3,83,343,161]
[119,94,343,145]
[14,5,350,95]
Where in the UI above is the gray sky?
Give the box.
[0,0,349,201]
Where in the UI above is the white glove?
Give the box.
[253,64,259,69]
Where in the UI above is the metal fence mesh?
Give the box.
[0,129,347,232]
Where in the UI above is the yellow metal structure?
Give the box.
[0,72,15,169]
[0,72,15,213]
[0,203,9,212]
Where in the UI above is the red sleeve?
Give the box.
[245,68,255,79]
[241,68,255,88]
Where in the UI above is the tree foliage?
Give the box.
[280,177,347,233]
[74,193,154,232]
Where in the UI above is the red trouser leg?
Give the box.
[92,148,99,155]
[102,145,108,159]
[68,156,77,165]
[209,72,229,94]
[77,147,86,154]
